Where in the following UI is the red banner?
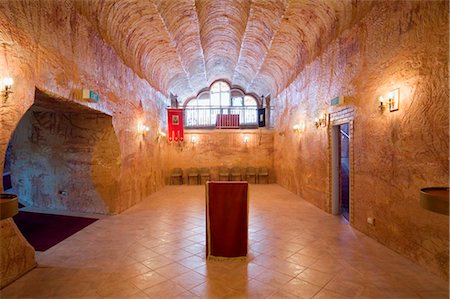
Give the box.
[167,108,184,142]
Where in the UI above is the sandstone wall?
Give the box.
[166,130,274,184]
[0,218,36,288]
[9,106,120,214]
[0,0,167,286]
[0,1,167,213]
[273,1,448,278]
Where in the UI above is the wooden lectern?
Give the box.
[206,181,248,259]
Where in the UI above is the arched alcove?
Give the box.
[4,88,121,214]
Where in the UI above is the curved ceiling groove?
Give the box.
[248,0,371,97]
[73,0,375,101]
[195,0,251,86]
[74,0,192,97]
[153,0,207,97]
[232,0,288,93]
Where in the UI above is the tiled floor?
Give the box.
[1,185,448,298]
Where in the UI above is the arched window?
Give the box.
[185,80,259,128]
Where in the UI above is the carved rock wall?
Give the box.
[273,1,449,278]
[0,0,167,213]
[166,130,274,183]
[10,106,120,214]
[0,218,36,288]
[0,0,167,286]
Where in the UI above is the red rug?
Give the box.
[13,211,98,251]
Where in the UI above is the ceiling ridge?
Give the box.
[245,0,290,96]
[151,0,195,98]
[191,0,209,93]
[229,0,253,87]
[230,1,254,86]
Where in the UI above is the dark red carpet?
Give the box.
[13,211,98,251]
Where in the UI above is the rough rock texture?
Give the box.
[273,1,449,278]
[9,93,120,214]
[0,0,167,286]
[73,0,374,101]
[0,218,36,289]
[166,130,274,183]
[0,1,167,212]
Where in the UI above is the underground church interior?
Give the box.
[0,0,448,298]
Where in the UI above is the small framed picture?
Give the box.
[388,88,399,112]
[172,115,179,125]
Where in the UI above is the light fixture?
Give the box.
[156,131,166,141]
[378,89,399,112]
[314,113,328,128]
[2,76,13,101]
[190,135,198,144]
[243,135,249,144]
[387,89,399,112]
[293,122,305,133]
[137,122,150,135]
[378,96,386,111]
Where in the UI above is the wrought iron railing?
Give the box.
[184,107,275,129]
[184,107,257,128]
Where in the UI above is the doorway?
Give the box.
[331,123,350,221]
[4,88,121,214]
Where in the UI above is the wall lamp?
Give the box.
[137,122,150,136]
[2,76,13,101]
[243,135,250,144]
[378,88,399,112]
[156,131,166,141]
[314,114,328,128]
[293,122,305,133]
[190,135,198,144]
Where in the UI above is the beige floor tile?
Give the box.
[178,255,206,270]
[155,262,192,279]
[171,270,206,290]
[2,185,447,299]
[281,278,322,299]
[142,255,173,270]
[96,280,143,298]
[268,289,302,298]
[296,268,335,287]
[254,268,293,288]
[312,289,347,299]
[128,271,168,290]
[190,280,239,298]
[142,280,188,298]
[287,253,318,268]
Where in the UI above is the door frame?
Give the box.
[327,107,354,224]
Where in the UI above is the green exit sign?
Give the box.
[89,90,99,103]
[77,89,99,103]
[330,96,347,106]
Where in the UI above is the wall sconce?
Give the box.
[293,122,305,133]
[156,131,166,141]
[243,135,249,144]
[378,96,386,111]
[378,89,399,112]
[314,114,328,128]
[190,135,198,144]
[2,76,13,101]
[137,122,150,136]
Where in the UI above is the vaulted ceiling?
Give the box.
[74,0,373,102]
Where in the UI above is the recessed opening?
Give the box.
[3,88,121,215]
[331,122,350,221]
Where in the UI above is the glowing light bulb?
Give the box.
[3,77,13,88]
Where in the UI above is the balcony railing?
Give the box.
[184,107,256,128]
[184,107,275,129]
